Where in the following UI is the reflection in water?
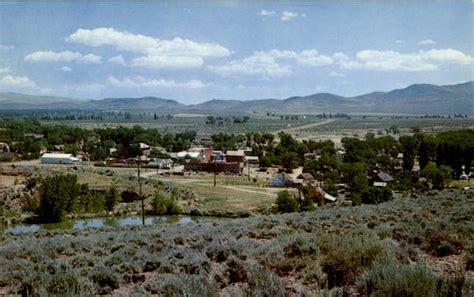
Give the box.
[4,215,204,234]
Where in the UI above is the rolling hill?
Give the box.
[0,81,472,115]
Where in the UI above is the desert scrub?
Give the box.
[358,260,469,297]
[318,230,387,288]
[139,273,218,296]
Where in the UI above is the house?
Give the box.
[150,158,174,169]
[244,155,259,164]
[372,171,393,187]
[188,147,213,162]
[139,143,151,156]
[226,150,245,163]
[41,153,80,165]
[271,173,295,187]
[53,144,65,152]
[297,172,315,182]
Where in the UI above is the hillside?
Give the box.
[0,81,472,114]
[1,189,472,295]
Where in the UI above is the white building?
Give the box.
[41,153,80,165]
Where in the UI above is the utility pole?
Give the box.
[137,156,144,225]
[247,161,250,182]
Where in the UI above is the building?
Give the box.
[271,173,295,187]
[245,155,259,164]
[177,151,204,161]
[226,150,245,163]
[372,171,394,187]
[139,143,151,156]
[184,161,241,174]
[41,153,80,165]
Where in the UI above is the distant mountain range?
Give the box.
[0,81,472,115]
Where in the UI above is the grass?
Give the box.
[0,188,473,295]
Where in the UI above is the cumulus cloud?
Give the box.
[108,55,126,66]
[260,49,333,67]
[208,55,292,77]
[131,55,203,68]
[259,10,275,16]
[337,48,473,71]
[281,11,298,21]
[0,75,36,88]
[67,27,230,68]
[418,39,436,46]
[0,67,10,74]
[60,66,72,72]
[24,51,102,64]
[107,76,208,89]
[209,49,332,77]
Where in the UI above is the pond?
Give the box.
[3,215,210,234]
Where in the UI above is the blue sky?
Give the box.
[0,1,472,103]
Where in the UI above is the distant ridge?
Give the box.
[0,81,472,115]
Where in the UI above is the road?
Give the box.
[274,118,335,135]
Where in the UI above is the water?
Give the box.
[3,215,201,234]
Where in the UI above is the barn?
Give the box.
[41,153,80,165]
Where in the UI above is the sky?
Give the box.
[0,1,472,103]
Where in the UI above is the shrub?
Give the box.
[245,262,285,296]
[275,190,299,213]
[319,231,385,288]
[152,191,180,215]
[358,260,466,297]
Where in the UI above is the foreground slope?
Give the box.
[0,189,472,295]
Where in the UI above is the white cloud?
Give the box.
[209,49,332,77]
[260,49,333,66]
[0,67,10,74]
[338,48,473,71]
[60,66,72,72]
[24,51,102,64]
[67,27,230,68]
[281,11,298,21]
[0,75,36,88]
[108,55,126,66]
[208,55,292,77]
[131,55,203,68]
[395,39,404,44]
[418,39,436,46]
[259,10,275,16]
[107,76,208,89]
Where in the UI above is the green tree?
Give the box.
[38,174,80,222]
[280,151,299,172]
[421,162,452,189]
[105,179,120,211]
[275,190,299,213]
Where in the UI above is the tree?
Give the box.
[399,135,419,170]
[361,187,393,204]
[280,151,299,172]
[38,174,80,222]
[275,190,299,213]
[421,162,452,189]
[105,179,120,211]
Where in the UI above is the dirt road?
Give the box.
[274,118,335,135]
